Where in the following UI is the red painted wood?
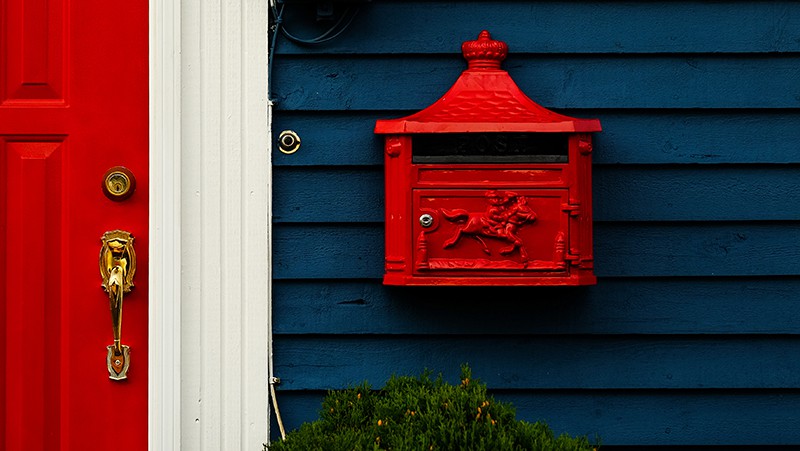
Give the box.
[1,0,149,449]
[2,0,64,101]
[375,31,599,286]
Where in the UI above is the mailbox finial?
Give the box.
[462,30,508,70]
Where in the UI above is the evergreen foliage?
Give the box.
[268,366,597,451]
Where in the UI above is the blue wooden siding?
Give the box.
[270,1,800,447]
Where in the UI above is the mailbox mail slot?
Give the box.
[375,31,601,286]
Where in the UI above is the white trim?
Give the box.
[150,0,271,449]
[244,0,272,445]
[149,0,182,448]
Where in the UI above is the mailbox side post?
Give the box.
[383,135,413,285]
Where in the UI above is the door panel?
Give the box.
[1,0,149,449]
[2,0,65,102]
[3,139,63,449]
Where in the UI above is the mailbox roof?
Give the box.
[375,31,601,134]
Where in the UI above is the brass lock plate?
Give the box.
[102,166,136,201]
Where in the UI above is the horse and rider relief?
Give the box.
[441,190,537,260]
[414,189,569,272]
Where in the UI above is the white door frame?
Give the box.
[149,0,271,449]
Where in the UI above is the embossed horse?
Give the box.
[441,190,536,259]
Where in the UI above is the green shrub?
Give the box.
[268,365,597,451]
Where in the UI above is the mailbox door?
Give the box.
[412,188,571,278]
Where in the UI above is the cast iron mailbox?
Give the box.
[374,31,601,286]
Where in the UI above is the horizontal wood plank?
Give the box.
[272,278,800,335]
[270,390,800,446]
[594,166,800,221]
[272,1,800,55]
[597,222,800,277]
[272,335,800,390]
[271,55,800,110]
[273,165,800,222]
[272,111,800,166]
[272,222,800,278]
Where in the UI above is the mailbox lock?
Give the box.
[278,130,301,154]
[419,214,434,228]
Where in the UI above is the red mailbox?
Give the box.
[375,31,601,286]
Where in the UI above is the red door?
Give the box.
[1,0,149,449]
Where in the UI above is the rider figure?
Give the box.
[484,190,511,235]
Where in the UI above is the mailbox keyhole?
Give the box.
[419,214,434,228]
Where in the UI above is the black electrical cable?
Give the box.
[270,2,360,46]
[269,2,361,101]
[280,7,360,45]
[267,2,360,101]
[268,4,284,102]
